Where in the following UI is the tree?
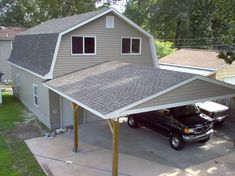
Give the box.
[0,0,97,27]
[125,0,235,63]
[156,40,176,58]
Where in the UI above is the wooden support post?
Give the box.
[71,102,79,153]
[111,119,119,176]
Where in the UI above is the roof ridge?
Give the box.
[20,7,109,35]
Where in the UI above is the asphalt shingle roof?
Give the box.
[45,61,195,116]
[8,8,109,77]
[8,34,58,76]
[20,8,108,35]
[159,49,225,70]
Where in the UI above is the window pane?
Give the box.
[122,38,130,53]
[132,39,140,53]
[34,96,38,106]
[72,37,83,54]
[85,37,95,53]
[33,86,38,95]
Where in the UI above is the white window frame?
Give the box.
[33,84,39,107]
[71,35,96,55]
[106,16,114,28]
[121,37,142,55]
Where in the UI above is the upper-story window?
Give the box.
[122,37,141,55]
[72,36,96,55]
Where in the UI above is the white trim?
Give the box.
[150,37,158,68]
[71,35,96,55]
[110,8,153,38]
[159,65,215,76]
[59,95,63,128]
[159,63,217,71]
[8,61,47,79]
[10,8,156,80]
[48,8,156,78]
[43,83,106,119]
[60,9,113,36]
[47,34,62,79]
[33,84,39,107]
[102,76,198,118]
[121,37,141,55]
[120,93,235,117]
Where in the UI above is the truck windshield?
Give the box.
[171,105,200,118]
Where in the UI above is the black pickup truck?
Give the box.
[127,105,214,150]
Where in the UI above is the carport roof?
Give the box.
[44,61,235,119]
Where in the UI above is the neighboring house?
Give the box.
[8,8,157,129]
[159,48,235,108]
[0,26,26,82]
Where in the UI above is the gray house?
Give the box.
[0,26,26,82]
[8,8,157,129]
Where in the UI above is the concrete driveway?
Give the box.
[26,117,235,176]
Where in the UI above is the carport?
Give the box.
[44,61,235,176]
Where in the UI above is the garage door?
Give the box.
[224,77,235,85]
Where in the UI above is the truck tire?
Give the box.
[127,116,139,128]
[169,132,185,150]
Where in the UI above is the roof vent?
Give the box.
[106,16,114,28]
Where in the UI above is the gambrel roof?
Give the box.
[8,8,157,79]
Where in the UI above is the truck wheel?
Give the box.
[169,132,185,150]
[199,136,210,143]
[127,116,139,128]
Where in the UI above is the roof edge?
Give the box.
[117,76,235,117]
[102,76,198,119]
[43,82,106,119]
[48,7,157,78]
[8,61,50,80]
[159,63,218,71]
[120,93,235,117]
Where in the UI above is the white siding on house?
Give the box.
[54,12,154,77]
[11,65,51,128]
[0,40,12,81]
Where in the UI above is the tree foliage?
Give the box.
[156,40,176,58]
[0,0,97,27]
[125,0,235,63]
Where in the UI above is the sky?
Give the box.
[96,0,128,13]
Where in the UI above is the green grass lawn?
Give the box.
[0,92,46,176]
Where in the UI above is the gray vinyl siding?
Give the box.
[0,40,12,80]
[130,79,235,110]
[61,97,101,127]
[11,65,51,128]
[49,90,61,129]
[54,12,153,77]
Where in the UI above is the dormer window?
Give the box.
[72,36,96,55]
